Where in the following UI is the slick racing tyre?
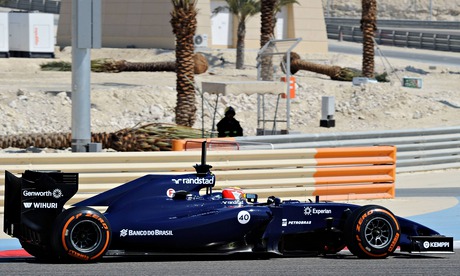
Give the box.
[345,205,400,259]
[52,207,111,262]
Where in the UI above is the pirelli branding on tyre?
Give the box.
[345,205,401,259]
[52,207,112,262]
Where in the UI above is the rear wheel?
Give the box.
[52,207,111,262]
[345,205,400,258]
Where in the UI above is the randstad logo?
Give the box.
[172,176,215,185]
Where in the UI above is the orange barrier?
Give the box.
[0,146,396,212]
[172,138,238,151]
[206,146,396,200]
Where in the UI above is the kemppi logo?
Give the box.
[423,241,450,248]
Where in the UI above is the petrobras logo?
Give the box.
[171,175,215,185]
[22,189,63,199]
[23,202,58,209]
[282,219,311,227]
[304,207,332,216]
[120,229,173,237]
[423,241,451,249]
[222,200,242,205]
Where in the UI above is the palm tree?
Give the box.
[213,0,261,69]
[0,123,207,151]
[361,0,377,78]
[40,53,209,74]
[259,0,299,80]
[260,0,277,49]
[261,0,299,45]
[259,0,277,80]
[170,0,198,127]
[284,52,388,82]
[284,52,356,81]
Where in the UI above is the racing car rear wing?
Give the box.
[4,170,78,239]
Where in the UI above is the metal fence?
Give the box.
[327,24,460,52]
[235,126,460,173]
[1,0,60,14]
[326,20,460,52]
[325,18,460,30]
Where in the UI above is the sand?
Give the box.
[0,41,459,140]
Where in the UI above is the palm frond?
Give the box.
[40,61,72,71]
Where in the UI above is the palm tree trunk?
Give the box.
[91,59,176,73]
[361,0,377,78]
[171,0,198,127]
[284,52,357,81]
[42,54,208,75]
[90,53,208,74]
[293,60,344,80]
[260,0,276,81]
[236,20,246,69]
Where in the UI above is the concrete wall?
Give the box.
[57,0,327,53]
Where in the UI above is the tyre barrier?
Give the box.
[0,146,396,213]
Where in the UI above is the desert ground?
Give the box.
[0,40,459,143]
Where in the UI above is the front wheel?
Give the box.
[51,207,111,262]
[345,205,400,258]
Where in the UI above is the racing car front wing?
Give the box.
[407,236,454,254]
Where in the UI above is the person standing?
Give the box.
[217,106,243,137]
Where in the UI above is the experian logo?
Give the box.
[304,207,332,216]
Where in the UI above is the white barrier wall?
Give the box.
[0,12,8,56]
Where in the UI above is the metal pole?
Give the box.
[286,52,291,130]
[71,0,91,152]
[429,0,433,21]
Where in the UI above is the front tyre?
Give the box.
[345,205,400,259]
[52,207,111,262]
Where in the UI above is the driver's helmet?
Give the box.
[222,187,244,200]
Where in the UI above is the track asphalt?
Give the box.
[1,170,459,257]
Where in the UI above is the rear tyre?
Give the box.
[52,207,111,262]
[345,205,400,259]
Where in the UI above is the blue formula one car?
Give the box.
[3,143,454,262]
